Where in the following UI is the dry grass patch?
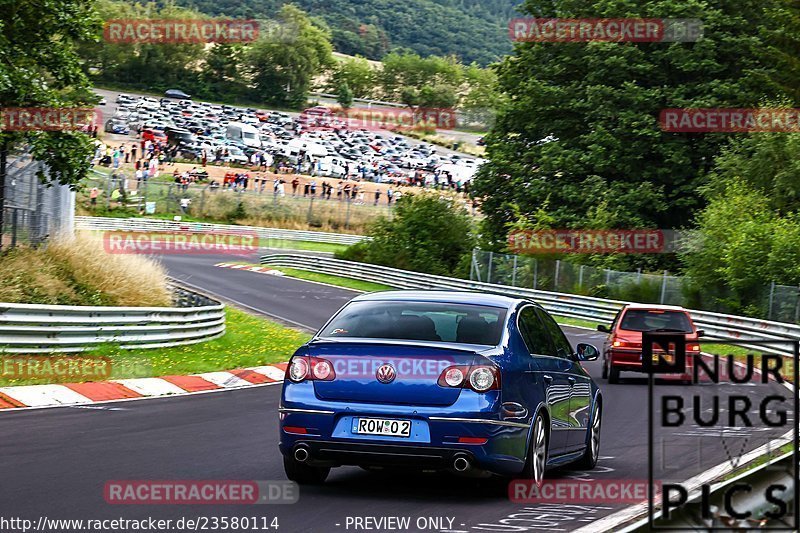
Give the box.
[0,234,171,307]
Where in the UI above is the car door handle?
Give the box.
[543,374,553,384]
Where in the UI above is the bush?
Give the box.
[335,192,475,276]
[226,201,248,224]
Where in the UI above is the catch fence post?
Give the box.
[511,254,518,287]
[554,260,560,290]
[768,281,775,320]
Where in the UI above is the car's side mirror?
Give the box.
[696,329,705,337]
[574,343,600,361]
[597,324,610,333]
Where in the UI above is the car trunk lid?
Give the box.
[309,341,481,406]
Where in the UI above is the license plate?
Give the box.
[641,352,674,363]
[354,418,411,437]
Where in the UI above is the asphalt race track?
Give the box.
[0,251,792,532]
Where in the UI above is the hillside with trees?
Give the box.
[167,0,522,65]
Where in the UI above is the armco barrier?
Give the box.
[260,253,800,356]
[75,216,366,245]
[0,283,225,353]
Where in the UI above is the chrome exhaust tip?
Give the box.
[294,447,310,463]
[453,455,470,472]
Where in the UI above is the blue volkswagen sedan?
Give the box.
[279,291,603,484]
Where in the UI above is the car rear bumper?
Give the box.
[609,350,693,377]
[289,440,477,470]
[278,408,530,476]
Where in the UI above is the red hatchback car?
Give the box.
[598,304,703,383]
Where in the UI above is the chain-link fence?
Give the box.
[1,151,75,248]
[82,169,400,233]
[470,250,800,323]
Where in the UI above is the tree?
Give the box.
[0,0,102,243]
[336,82,354,109]
[81,1,206,92]
[329,56,375,98]
[246,5,334,108]
[683,131,800,316]
[380,52,463,102]
[200,44,247,100]
[337,193,475,276]
[472,0,800,263]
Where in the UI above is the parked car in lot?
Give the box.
[104,119,129,135]
[165,127,197,147]
[164,89,191,100]
[598,304,703,383]
[222,146,249,165]
[279,291,602,485]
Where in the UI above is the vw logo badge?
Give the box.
[376,363,396,384]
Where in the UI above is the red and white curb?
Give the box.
[0,363,287,410]
[215,262,285,276]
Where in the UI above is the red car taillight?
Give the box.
[287,356,336,382]
[438,364,500,392]
[612,338,642,349]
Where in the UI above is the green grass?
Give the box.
[278,267,394,292]
[552,315,604,330]
[0,308,311,387]
[260,239,347,254]
[719,443,794,482]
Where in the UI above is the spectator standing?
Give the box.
[291,177,300,196]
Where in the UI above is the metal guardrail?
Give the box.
[0,283,225,353]
[260,253,800,356]
[75,216,366,245]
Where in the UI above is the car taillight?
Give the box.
[311,358,334,380]
[612,339,641,348]
[288,357,308,382]
[689,343,701,352]
[287,356,336,382]
[438,365,500,392]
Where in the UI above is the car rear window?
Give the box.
[319,301,507,346]
[619,310,694,333]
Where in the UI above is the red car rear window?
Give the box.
[618,310,694,333]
